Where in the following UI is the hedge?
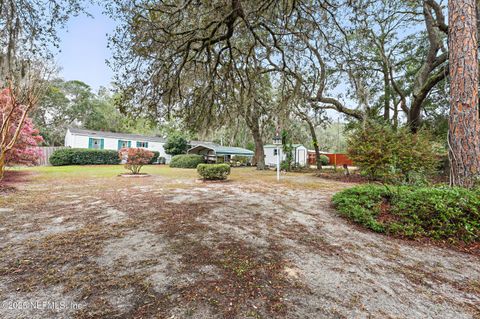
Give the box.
[50,148,120,166]
[332,184,480,243]
[197,164,231,180]
[169,154,204,168]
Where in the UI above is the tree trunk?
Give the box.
[305,117,322,170]
[0,150,6,181]
[250,126,265,170]
[383,66,390,122]
[393,101,399,129]
[448,0,480,188]
[408,101,422,133]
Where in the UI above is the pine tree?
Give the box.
[448,0,480,187]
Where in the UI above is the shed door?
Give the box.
[297,149,306,165]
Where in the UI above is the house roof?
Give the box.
[264,144,305,149]
[188,143,254,156]
[68,127,167,143]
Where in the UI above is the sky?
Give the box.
[55,4,117,91]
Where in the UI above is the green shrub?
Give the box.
[347,122,442,184]
[169,154,204,168]
[50,148,120,166]
[164,134,189,156]
[49,148,74,166]
[280,160,290,171]
[332,185,388,233]
[319,155,330,166]
[197,164,231,180]
[149,151,160,164]
[332,185,480,243]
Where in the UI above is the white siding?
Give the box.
[103,137,118,150]
[64,130,71,147]
[264,147,285,167]
[68,134,90,149]
[65,131,171,164]
[148,141,171,163]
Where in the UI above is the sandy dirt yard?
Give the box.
[0,166,479,319]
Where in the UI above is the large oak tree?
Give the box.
[109,0,452,138]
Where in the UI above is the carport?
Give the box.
[187,143,254,163]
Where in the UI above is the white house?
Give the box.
[263,144,308,167]
[65,127,171,163]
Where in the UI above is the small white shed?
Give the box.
[64,127,172,163]
[263,144,308,167]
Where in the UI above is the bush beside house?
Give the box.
[50,148,120,166]
[169,154,204,168]
[197,164,231,180]
[149,151,160,164]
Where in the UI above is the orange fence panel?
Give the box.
[307,152,354,166]
[326,153,353,166]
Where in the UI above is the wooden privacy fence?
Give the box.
[325,153,353,166]
[35,146,66,166]
[308,152,353,166]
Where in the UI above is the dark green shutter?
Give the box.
[127,141,131,148]
[145,142,148,148]
[88,138,93,149]
[118,140,122,150]
[136,141,141,147]
[100,139,104,150]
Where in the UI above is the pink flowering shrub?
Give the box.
[5,118,43,166]
[0,88,43,168]
[118,147,154,174]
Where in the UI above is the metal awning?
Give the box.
[187,143,254,157]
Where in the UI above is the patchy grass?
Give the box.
[17,164,199,179]
[0,170,32,194]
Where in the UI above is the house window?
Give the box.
[89,138,104,149]
[136,141,148,148]
[118,140,131,150]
